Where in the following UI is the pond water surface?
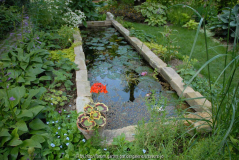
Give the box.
[81,27,179,130]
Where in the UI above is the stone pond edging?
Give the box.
[74,17,212,144]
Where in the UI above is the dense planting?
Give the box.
[0,0,238,159]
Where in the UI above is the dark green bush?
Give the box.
[209,4,239,39]
[69,0,99,21]
[100,4,145,22]
[0,5,20,39]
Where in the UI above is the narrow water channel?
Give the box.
[81,27,178,129]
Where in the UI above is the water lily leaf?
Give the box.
[96,47,105,50]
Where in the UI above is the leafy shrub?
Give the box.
[50,58,78,91]
[183,19,199,30]
[135,2,167,26]
[50,41,82,62]
[43,89,68,107]
[68,0,98,21]
[18,31,62,51]
[1,47,54,86]
[115,17,134,29]
[100,4,145,22]
[0,5,20,39]
[0,83,48,159]
[209,4,239,39]
[130,29,156,42]
[57,26,77,49]
[167,7,192,25]
[144,42,180,61]
[29,0,86,30]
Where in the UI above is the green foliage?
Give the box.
[43,89,68,107]
[130,29,156,42]
[96,13,106,21]
[29,0,65,30]
[144,42,168,60]
[0,5,20,39]
[100,4,145,22]
[57,26,76,49]
[50,58,78,91]
[183,19,199,30]
[115,17,134,29]
[0,82,48,159]
[167,7,191,25]
[69,0,98,21]
[160,26,180,61]
[135,2,167,26]
[45,109,108,159]
[177,55,221,99]
[209,4,239,39]
[19,30,62,51]
[50,41,82,62]
[1,47,54,86]
[119,0,134,5]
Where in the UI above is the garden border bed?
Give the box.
[73,13,212,145]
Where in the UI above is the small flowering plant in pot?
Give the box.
[77,103,108,139]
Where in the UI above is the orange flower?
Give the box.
[90,83,108,94]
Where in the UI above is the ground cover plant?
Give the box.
[0,0,238,159]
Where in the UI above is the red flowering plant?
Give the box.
[90,83,108,94]
[77,83,109,130]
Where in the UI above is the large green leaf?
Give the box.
[16,121,28,132]
[0,129,11,137]
[21,139,42,149]
[8,86,26,107]
[21,89,41,109]
[0,136,11,147]
[20,61,29,70]
[39,76,51,81]
[10,147,19,160]
[29,118,46,130]
[28,105,45,117]
[8,128,22,146]
[31,135,45,143]
[17,110,33,119]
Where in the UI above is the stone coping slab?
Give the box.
[78,20,112,28]
[74,18,212,144]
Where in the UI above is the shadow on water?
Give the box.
[81,27,179,129]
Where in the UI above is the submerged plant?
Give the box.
[77,103,108,130]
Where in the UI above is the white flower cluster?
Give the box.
[62,8,86,27]
[40,0,86,27]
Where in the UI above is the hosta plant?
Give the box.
[209,4,239,39]
[77,103,108,130]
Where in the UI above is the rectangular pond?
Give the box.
[80,27,187,130]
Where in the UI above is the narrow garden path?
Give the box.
[0,15,30,57]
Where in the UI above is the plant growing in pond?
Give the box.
[77,103,108,130]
